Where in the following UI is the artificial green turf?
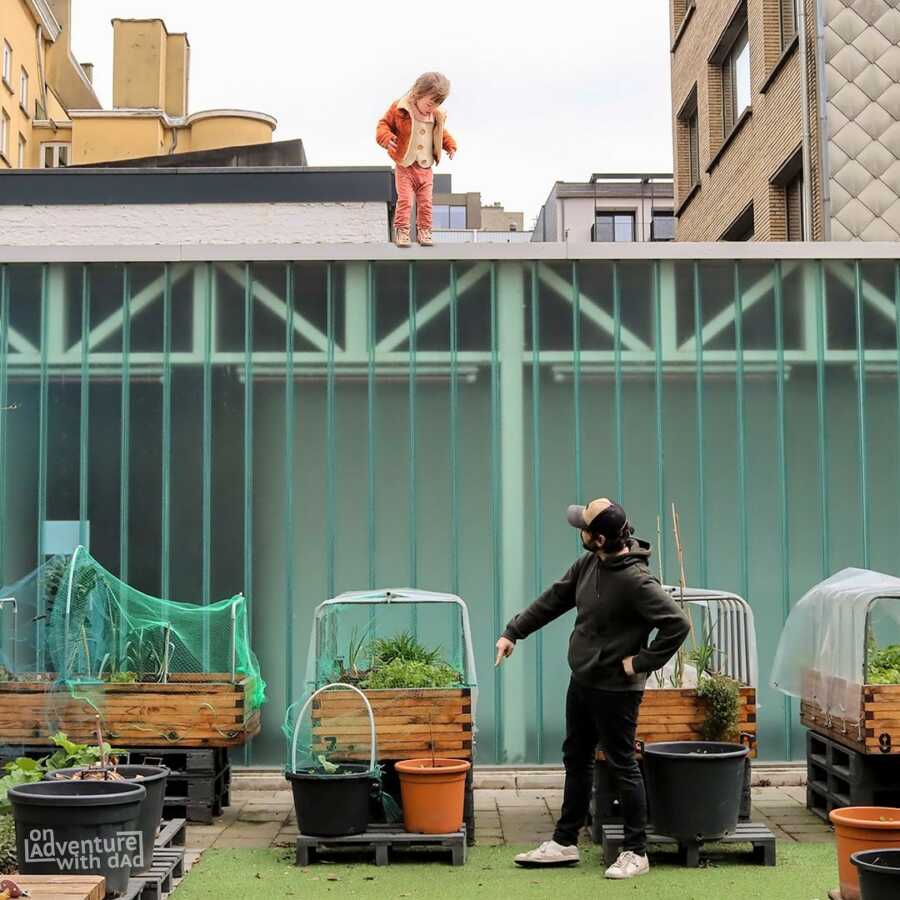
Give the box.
[173,842,839,899]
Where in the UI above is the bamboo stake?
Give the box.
[95,715,107,776]
[656,515,664,583]
[671,502,698,651]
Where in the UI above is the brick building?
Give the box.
[670,0,900,241]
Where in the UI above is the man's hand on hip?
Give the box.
[495,636,515,667]
[622,656,636,676]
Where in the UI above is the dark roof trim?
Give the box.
[0,166,395,206]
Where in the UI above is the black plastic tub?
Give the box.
[852,848,900,900]
[643,741,750,842]
[9,779,146,896]
[286,765,375,837]
[48,765,169,873]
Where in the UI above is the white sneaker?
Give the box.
[604,850,650,879]
[514,840,580,867]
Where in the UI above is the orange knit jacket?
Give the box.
[376,97,457,166]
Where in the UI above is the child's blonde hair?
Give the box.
[408,72,451,105]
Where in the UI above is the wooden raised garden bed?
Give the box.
[0,673,260,748]
[312,687,473,761]
[801,684,900,755]
[597,686,758,760]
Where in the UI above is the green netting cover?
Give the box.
[0,546,265,710]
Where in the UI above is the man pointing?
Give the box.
[495,498,690,880]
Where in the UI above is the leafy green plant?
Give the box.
[0,814,15,874]
[0,731,126,813]
[868,644,900,685]
[697,674,741,742]
[369,632,442,668]
[362,659,461,689]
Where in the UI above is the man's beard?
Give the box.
[582,535,602,554]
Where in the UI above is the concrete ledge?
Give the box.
[231,762,806,792]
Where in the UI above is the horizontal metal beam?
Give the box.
[3,244,900,264]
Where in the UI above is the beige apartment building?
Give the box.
[1,0,276,169]
[670,0,900,241]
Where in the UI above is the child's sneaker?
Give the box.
[604,850,649,879]
[417,227,434,246]
[395,227,411,248]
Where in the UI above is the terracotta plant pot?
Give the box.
[395,758,471,835]
[830,807,900,900]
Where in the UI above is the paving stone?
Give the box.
[781,824,834,834]
[238,807,291,824]
[496,791,550,806]
[515,773,565,790]
[474,795,499,811]
[792,832,836,843]
[474,774,517,790]
[184,832,220,850]
[478,836,505,846]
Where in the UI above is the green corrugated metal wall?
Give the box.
[1,257,898,766]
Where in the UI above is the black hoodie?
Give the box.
[503,539,691,691]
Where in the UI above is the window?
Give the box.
[432,205,467,229]
[19,68,27,114]
[721,204,755,241]
[723,27,751,133]
[41,142,70,168]
[781,0,798,49]
[651,212,676,241]
[17,133,25,168]
[677,87,700,192]
[1,42,11,88]
[593,213,635,242]
[0,109,9,162]
[785,172,803,240]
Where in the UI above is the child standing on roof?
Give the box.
[376,72,458,248]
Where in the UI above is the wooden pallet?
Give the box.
[118,819,187,900]
[802,683,900,755]
[601,822,776,868]
[594,686,758,759]
[295,823,467,867]
[9,875,106,899]
[312,688,473,761]
[0,674,260,748]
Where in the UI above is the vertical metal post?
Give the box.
[734,262,749,602]
[530,262,544,763]
[773,260,792,759]
[367,263,376,590]
[79,267,90,549]
[243,263,255,767]
[36,265,49,669]
[161,264,172,599]
[895,264,900,564]
[814,262,830,576]
[572,262,582,538]
[613,262,624,503]
[408,263,418,588]
[652,262,666,578]
[0,266,9,582]
[489,263,503,763]
[692,263,708,587]
[450,263,460,663]
[326,264,336,599]
[450,263,460,594]
[201,265,213,668]
[853,262,870,567]
[284,265,296,701]
[498,262,526,762]
[119,265,131,582]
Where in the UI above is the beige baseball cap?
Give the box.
[566,498,627,535]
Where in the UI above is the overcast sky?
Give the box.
[69,0,674,226]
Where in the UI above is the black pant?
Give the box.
[553,678,647,854]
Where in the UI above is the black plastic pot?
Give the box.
[48,765,169,873]
[643,741,749,842]
[286,765,376,837]
[9,779,146,896]
[852,849,900,900]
